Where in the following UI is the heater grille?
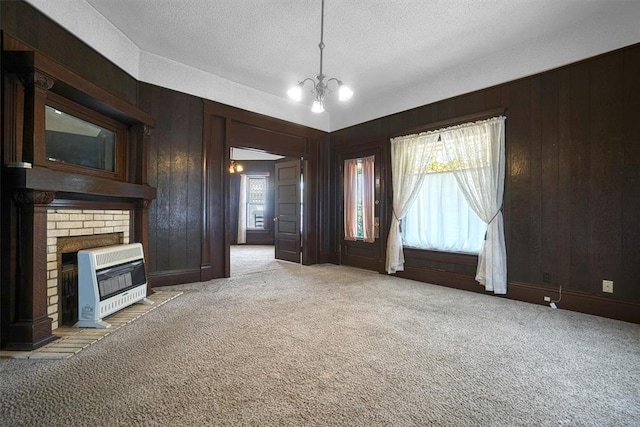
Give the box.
[95,246,143,269]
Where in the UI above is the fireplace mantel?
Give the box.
[1,46,156,350]
[5,166,156,201]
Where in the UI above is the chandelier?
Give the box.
[287,0,353,113]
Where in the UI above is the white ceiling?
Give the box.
[26,0,640,131]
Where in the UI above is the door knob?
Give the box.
[273,217,279,222]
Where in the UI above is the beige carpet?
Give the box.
[1,245,638,426]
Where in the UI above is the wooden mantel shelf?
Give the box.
[4,166,156,201]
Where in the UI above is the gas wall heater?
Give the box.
[76,243,152,328]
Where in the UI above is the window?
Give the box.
[344,155,375,242]
[402,137,486,253]
[387,116,507,294]
[246,176,266,229]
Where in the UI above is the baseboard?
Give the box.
[148,268,201,288]
[319,251,339,265]
[341,254,379,272]
[508,281,640,324]
[397,268,481,293]
[396,267,640,324]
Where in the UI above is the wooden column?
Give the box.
[20,70,54,164]
[130,124,153,292]
[133,198,152,293]
[4,190,57,350]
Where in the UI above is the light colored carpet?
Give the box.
[1,245,639,426]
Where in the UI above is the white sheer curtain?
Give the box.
[440,116,506,294]
[385,133,439,273]
[402,171,486,254]
[237,174,247,244]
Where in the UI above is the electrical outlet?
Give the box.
[602,280,614,293]
[543,272,551,283]
[544,296,551,302]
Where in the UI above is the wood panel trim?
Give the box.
[508,281,640,324]
[396,268,481,293]
[49,198,134,210]
[203,100,325,140]
[148,268,201,288]
[395,266,640,324]
[391,107,507,137]
[402,248,479,266]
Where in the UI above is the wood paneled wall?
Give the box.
[2,1,637,322]
[138,83,203,286]
[329,44,640,322]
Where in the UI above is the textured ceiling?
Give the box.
[84,0,604,99]
[28,0,640,130]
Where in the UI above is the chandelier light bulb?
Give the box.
[287,84,303,102]
[338,84,353,101]
[311,100,325,113]
[236,164,243,172]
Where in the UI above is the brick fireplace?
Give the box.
[46,209,130,330]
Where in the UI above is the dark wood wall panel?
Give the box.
[588,53,624,295]
[621,47,640,301]
[139,83,203,280]
[1,1,137,105]
[328,43,640,320]
[539,72,560,286]
[528,76,543,284]
[505,78,533,284]
[567,61,592,293]
[556,68,572,289]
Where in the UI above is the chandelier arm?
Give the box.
[298,77,317,87]
[326,77,342,87]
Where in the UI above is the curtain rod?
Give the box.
[391,107,507,139]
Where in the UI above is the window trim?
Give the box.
[245,174,268,230]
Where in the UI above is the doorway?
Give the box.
[202,101,324,281]
[228,147,304,277]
